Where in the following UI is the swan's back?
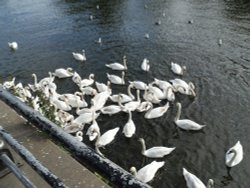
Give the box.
[183,168,206,188]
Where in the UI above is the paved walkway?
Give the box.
[0,101,110,188]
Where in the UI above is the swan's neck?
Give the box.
[123,56,127,69]
[136,90,141,102]
[127,85,135,100]
[175,103,181,122]
[121,72,125,83]
[128,110,132,121]
[139,139,146,155]
[206,179,214,188]
[33,74,38,85]
[227,149,237,167]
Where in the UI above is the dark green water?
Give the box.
[0,0,250,187]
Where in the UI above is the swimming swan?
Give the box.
[225,141,243,167]
[144,102,169,119]
[141,58,150,72]
[8,42,18,50]
[122,110,136,138]
[138,138,175,158]
[107,71,125,85]
[72,50,86,61]
[94,127,120,157]
[174,103,206,130]
[171,62,186,75]
[183,168,214,188]
[53,67,74,78]
[130,161,165,183]
[105,56,127,71]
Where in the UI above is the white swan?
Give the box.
[53,67,74,78]
[138,138,175,158]
[183,168,214,188]
[107,71,125,85]
[95,81,111,93]
[80,86,97,96]
[55,109,74,124]
[137,101,152,112]
[94,127,120,156]
[75,131,83,142]
[171,62,186,75]
[78,73,95,88]
[153,78,173,91]
[3,77,16,89]
[86,112,100,141]
[8,42,18,50]
[63,121,84,133]
[170,78,196,96]
[130,161,165,183]
[109,84,134,103]
[122,110,136,138]
[119,90,141,112]
[225,141,243,167]
[174,103,206,130]
[100,105,122,116]
[72,50,86,61]
[59,92,88,108]
[49,92,71,111]
[148,84,166,100]
[105,56,127,71]
[143,89,161,104]
[141,58,150,72]
[129,81,148,90]
[91,91,110,111]
[144,102,170,119]
[145,33,149,39]
[73,112,99,125]
[72,72,82,85]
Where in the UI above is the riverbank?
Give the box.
[0,100,110,188]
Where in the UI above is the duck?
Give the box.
[8,42,18,50]
[130,161,165,183]
[78,73,95,88]
[171,62,186,75]
[138,138,175,158]
[225,141,243,167]
[72,50,86,61]
[144,102,169,119]
[53,67,74,78]
[123,110,136,138]
[93,127,120,157]
[141,58,150,72]
[183,168,214,188]
[75,131,83,142]
[174,103,206,130]
[105,56,127,71]
[107,71,125,85]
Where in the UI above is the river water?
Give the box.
[0,0,250,187]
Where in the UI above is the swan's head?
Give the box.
[176,102,181,108]
[76,131,83,137]
[0,140,4,149]
[182,65,187,71]
[67,67,73,72]
[207,179,214,187]
[130,167,137,175]
[82,49,85,53]
[89,73,95,79]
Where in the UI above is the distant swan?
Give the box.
[72,50,86,61]
[53,67,74,78]
[174,103,206,130]
[141,58,150,72]
[8,42,18,50]
[107,71,125,85]
[130,161,165,183]
[171,62,186,75]
[183,168,214,188]
[105,56,127,71]
[225,141,243,167]
[138,138,175,158]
